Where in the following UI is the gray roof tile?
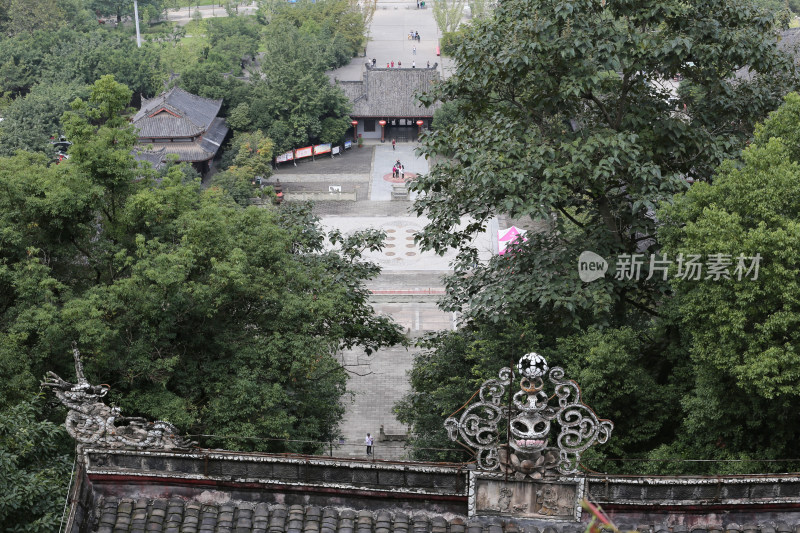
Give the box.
[133,87,229,164]
[341,67,440,118]
[134,87,223,138]
[89,500,799,533]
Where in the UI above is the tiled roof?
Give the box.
[133,87,224,139]
[199,116,229,154]
[343,68,440,118]
[133,146,167,170]
[90,500,799,533]
[140,142,213,162]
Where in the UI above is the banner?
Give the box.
[332,145,341,155]
[295,146,313,159]
[314,143,332,155]
[344,140,353,149]
[497,226,527,255]
[275,150,294,163]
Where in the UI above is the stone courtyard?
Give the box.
[266,140,499,460]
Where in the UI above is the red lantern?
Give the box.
[378,120,387,143]
[351,120,358,142]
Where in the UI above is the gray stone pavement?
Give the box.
[178,0,477,460]
[270,145,493,460]
[264,142,498,461]
[371,144,425,201]
[328,0,443,82]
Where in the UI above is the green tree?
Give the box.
[247,18,353,152]
[657,93,800,471]
[432,0,465,34]
[5,0,65,36]
[0,76,403,454]
[0,399,73,533]
[0,82,88,157]
[399,0,797,473]
[413,0,794,327]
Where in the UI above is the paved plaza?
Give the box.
[262,0,476,459]
[271,140,499,459]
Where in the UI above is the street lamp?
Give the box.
[351,120,358,143]
[416,119,424,138]
[133,0,142,48]
[378,119,387,143]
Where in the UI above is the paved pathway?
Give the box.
[267,141,497,460]
[328,0,443,82]
[186,0,478,460]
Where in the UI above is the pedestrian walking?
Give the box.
[365,433,374,456]
[392,138,396,150]
[391,60,394,67]
[427,60,430,68]
[413,46,416,55]
[398,61,402,67]
[400,165,405,180]
[372,58,376,66]
[392,165,397,178]
[412,61,416,68]
[387,62,390,67]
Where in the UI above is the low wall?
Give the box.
[78,448,800,528]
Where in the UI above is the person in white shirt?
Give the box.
[365,433,374,455]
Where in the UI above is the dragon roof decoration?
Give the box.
[42,345,194,450]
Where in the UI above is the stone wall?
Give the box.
[74,448,800,530]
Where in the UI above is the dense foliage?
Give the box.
[0,77,403,454]
[0,0,362,161]
[0,399,73,533]
[398,0,800,474]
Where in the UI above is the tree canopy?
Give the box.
[399,0,800,474]
[0,77,403,456]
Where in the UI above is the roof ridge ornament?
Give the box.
[42,343,194,450]
[444,352,613,477]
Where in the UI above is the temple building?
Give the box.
[339,65,441,143]
[132,87,229,175]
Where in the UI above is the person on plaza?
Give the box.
[400,165,405,180]
[427,60,430,68]
[372,58,376,67]
[387,62,390,67]
[412,61,416,68]
[409,30,414,40]
[365,433,374,455]
[392,165,397,178]
[392,138,396,150]
[413,46,416,55]
[398,61,402,67]
[391,60,394,67]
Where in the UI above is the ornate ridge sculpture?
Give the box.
[42,345,194,450]
[444,352,613,478]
